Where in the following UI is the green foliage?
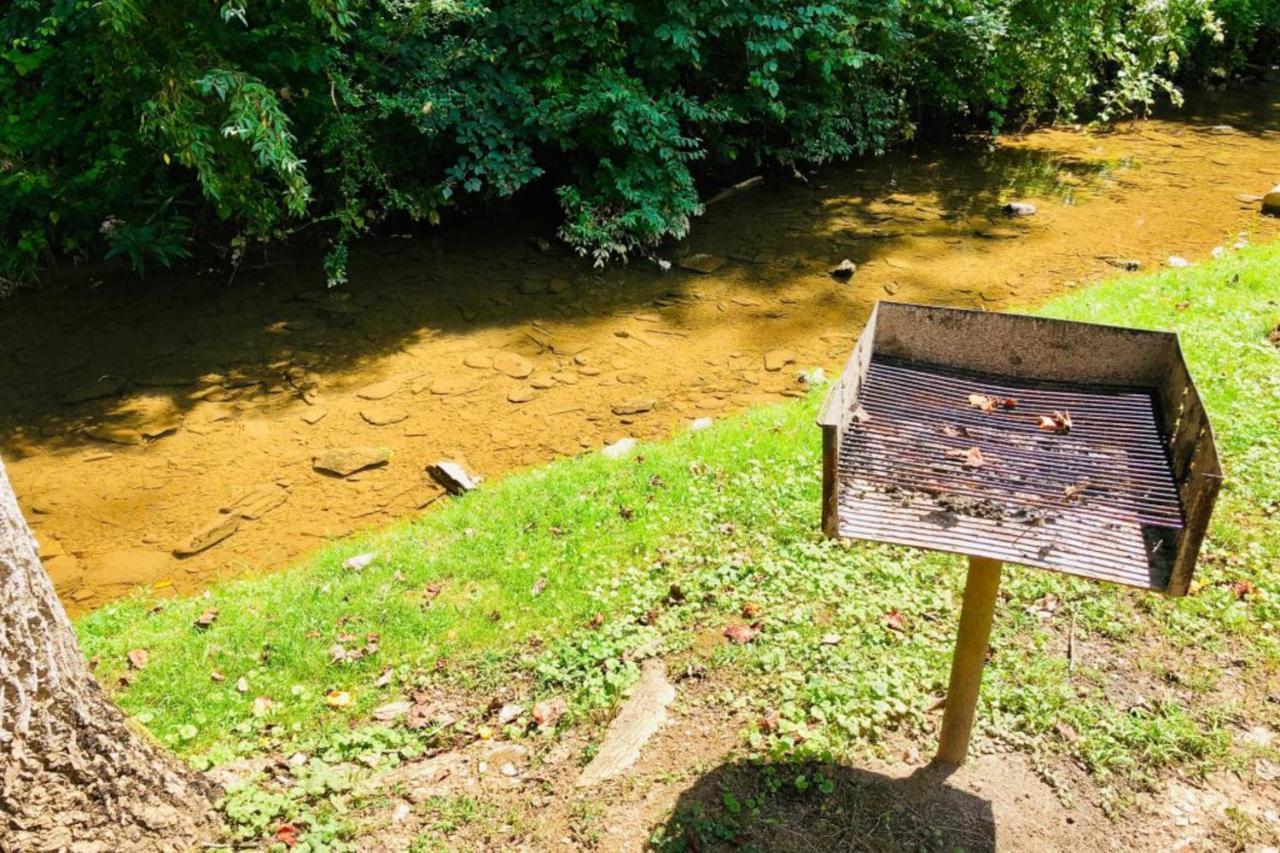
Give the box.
[4,0,1272,287]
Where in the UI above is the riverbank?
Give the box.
[77,242,1280,850]
[5,84,1279,612]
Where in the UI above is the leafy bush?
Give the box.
[1,0,1273,288]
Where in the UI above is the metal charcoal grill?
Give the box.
[818,301,1221,764]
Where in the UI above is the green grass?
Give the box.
[77,242,1280,842]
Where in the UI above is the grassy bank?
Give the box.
[77,243,1280,844]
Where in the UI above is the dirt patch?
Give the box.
[2,85,1278,612]
[345,668,1280,852]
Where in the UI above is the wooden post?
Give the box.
[937,555,1002,765]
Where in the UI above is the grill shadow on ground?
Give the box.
[655,759,995,853]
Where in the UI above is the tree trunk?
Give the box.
[0,458,218,851]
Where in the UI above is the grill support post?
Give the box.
[937,555,1002,765]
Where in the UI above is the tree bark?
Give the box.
[0,458,218,851]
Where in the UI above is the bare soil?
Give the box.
[345,670,1280,852]
[1,86,1278,612]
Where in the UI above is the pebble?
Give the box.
[689,417,713,431]
[507,387,536,403]
[356,377,403,400]
[1166,255,1192,268]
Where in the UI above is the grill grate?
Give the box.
[819,301,1222,596]
[837,357,1182,590]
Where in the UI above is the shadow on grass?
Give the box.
[653,758,994,853]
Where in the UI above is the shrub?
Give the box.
[0,0,1272,289]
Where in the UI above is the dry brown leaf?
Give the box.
[851,405,872,424]
[882,609,906,632]
[533,696,567,729]
[195,608,218,628]
[724,624,759,644]
[1037,410,1073,434]
[940,424,971,438]
[945,446,985,468]
[126,648,149,670]
[741,601,761,619]
[210,670,225,683]
[968,393,997,413]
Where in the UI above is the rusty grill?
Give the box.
[819,302,1222,595]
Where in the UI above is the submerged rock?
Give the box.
[678,254,727,274]
[173,514,240,556]
[313,447,391,477]
[610,399,655,416]
[763,349,796,372]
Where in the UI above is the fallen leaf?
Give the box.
[882,609,906,632]
[276,824,300,849]
[530,577,547,596]
[940,424,971,438]
[475,723,493,739]
[1063,479,1090,501]
[344,552,376,571]
[497,703,525,725]
[423,582,444,601]
[126,648,149,670]
[741,601,761,619]
[1055,722,1080,744]
[235,676,250,694]
[820,633,842,646]
[210,670,225,682]
[324,689,353,709]
[759,709,781,733]
[944,446,985,468]
[1229,579,1258,600]
[618,505,635,521]
[194,608,218,628]
[586,613,605,629]
[851,405,872,424]
[968,394,1015,413]
[724,624,759,644]
[375,667,394,688]
[1037,410,1073,434]
[252,696,275,716]
[372,700,412,721]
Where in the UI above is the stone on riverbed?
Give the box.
[173,513,240,556]
[360,406,408,426]
[1002,201,1037,217]
[763,349,796,372]
[426,460,479,495]
[313,447,391,477]
[610,399,655,416]
[601,437,638,459]
[828,259,857,282]
[1263,187,1280,217]
[678,254,726,274]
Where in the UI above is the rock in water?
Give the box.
[576,659,676,787]
[173,514,240,556]
[313,447,391,477]
[828,259,856,282]
[360,406,408,426]
[1002,201,1037,217]
[426,460,479,495]
[763,349,796,372]
[356,377,403,401]
[221,484,289,520]
[678,254,727,274]
[1263,187,1280,217]
[493,352,534,379]
[610,399,655,416]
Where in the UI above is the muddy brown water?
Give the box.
[3,85,1278,614]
